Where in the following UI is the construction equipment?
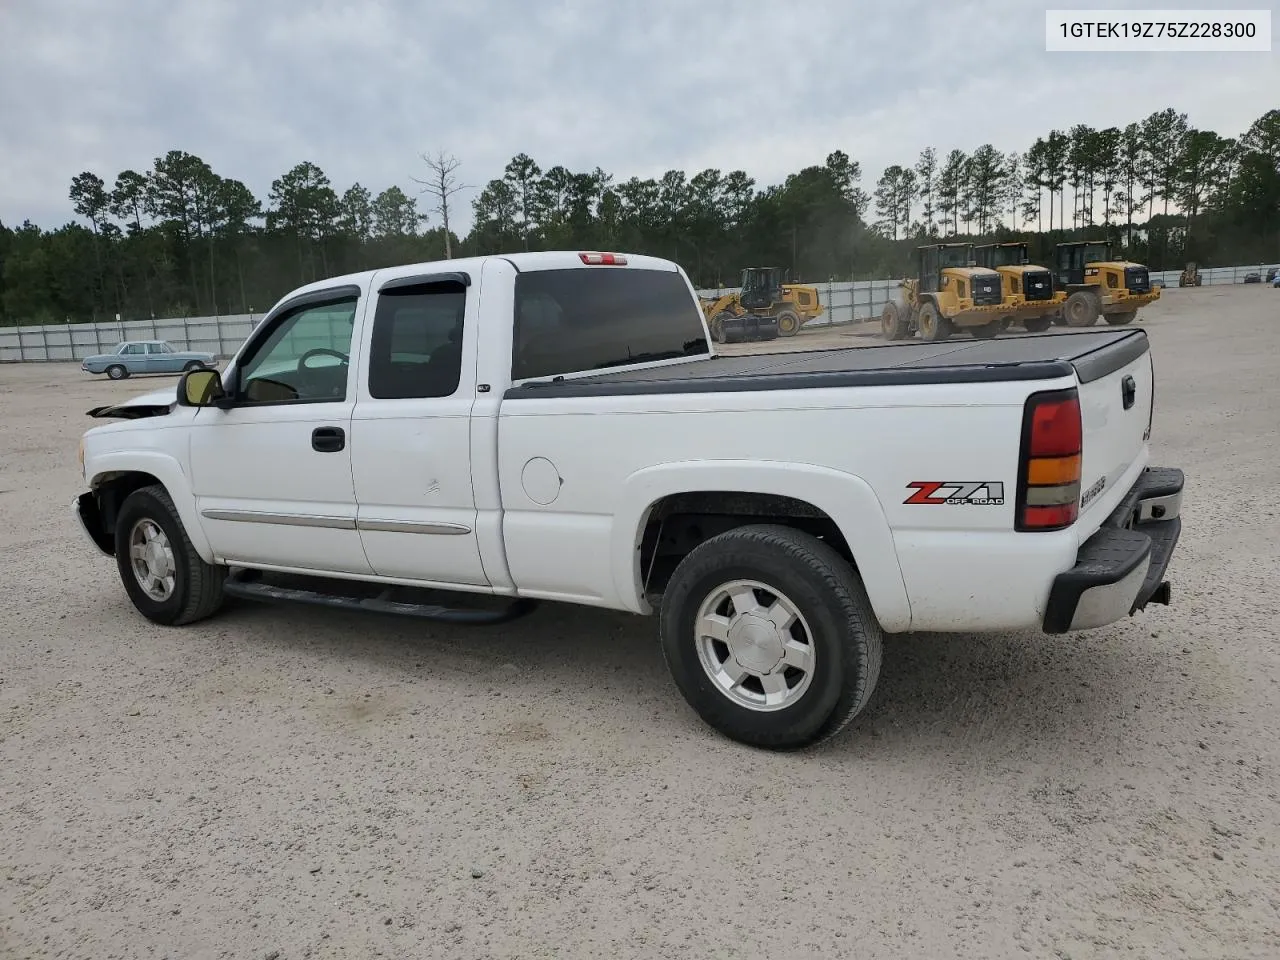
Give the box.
[1178,262,1203,287]
[881,243,1021,342]
[700,267,824,341]
[1050,241,1162,327]
[973,242,1065,333]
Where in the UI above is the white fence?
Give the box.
[0,314,260,364]
[2,262,1276,363]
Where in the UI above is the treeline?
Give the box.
[1,107,1277,326]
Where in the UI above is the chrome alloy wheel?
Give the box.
[129,518,176,601]
[693,579,816,712]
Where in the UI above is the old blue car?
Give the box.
[81,340,218,380]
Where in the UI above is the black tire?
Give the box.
[1023,316,1053,333]
[114,484,225,626]
[106,364,128,380]
[775,310,801,337]
[881,302,910,340]
[1105,310,1137,325]
[918,300,953,342]
[969,319,1004,338]
[1064,290,1100,327]
[659,524,883,750]
[183,360,206,372]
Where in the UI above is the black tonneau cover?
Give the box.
[506,329,1149,399]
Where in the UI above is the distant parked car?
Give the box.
[1242,272,1262,284]
[81,341,217,380]
[1266,267,1278,283]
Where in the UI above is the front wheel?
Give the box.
[881,302,911,340]
[659,524,883,750]
[1105,310,1137,325]
[710,313,729,344]
[183,360,206,372]
[106,364,128,380]
[114,484,225,626]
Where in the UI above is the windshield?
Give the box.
[990,245,1027,267]
[937,246,972,268]
[512,268,708,381]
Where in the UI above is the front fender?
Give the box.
[610,460,913,632]
[87,451,214,563]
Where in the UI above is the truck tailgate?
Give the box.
[1074,336,1154,531]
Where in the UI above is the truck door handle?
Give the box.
[311,426,346,452]
[1121,375,1136,410]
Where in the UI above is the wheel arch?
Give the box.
[612,460,912,632]
[87,453,213,563]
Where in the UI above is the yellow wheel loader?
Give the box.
[1178,262,1203,287]
[972,242,1065,333]
[699,267,824,339]
[880,243,1022,342]
[1050,241,1162,327]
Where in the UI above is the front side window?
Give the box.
[122,343,145,356]
[512,268,707,381]
[367,281,466,400]
[237,297,358,404]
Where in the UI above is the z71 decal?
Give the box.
[905,481,1006,506]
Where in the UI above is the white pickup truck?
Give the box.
[76,251,1185,749]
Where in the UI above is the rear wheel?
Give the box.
[881,302,910,340]
[1064,290,1100,327]
[1023,316,1053,333]
[106,364,128,380]
[775,310,801,337]
[659,524,883,750]
[114,484,225,626]
[1105,310,1137,325]
[917,301,953,342]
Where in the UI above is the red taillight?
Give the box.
[578,252,628,265]
[1017,388,1082,531]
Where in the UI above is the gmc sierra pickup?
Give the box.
[75,251,1185,749]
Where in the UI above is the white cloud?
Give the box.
[1,0,1276,231]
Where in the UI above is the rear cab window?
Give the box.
[512,267,708,381]
[367,280,467,399]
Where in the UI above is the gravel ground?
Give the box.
[2,285,1278,959]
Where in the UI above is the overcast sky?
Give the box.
[1,0,1276,233]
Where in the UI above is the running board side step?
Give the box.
[222,569,538,625]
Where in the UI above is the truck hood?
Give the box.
[87,385,179,420]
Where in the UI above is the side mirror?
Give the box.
[177,368,226,407]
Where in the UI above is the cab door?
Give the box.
[187,286,373,575]
[349,273,488,587]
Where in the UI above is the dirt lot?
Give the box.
[2,285,1278,959]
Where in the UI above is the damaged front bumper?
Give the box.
[74,493,113,556]
[1042,466,1184,634]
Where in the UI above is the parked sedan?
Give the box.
[81,341,218,380]
[1242,272,1262,284]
